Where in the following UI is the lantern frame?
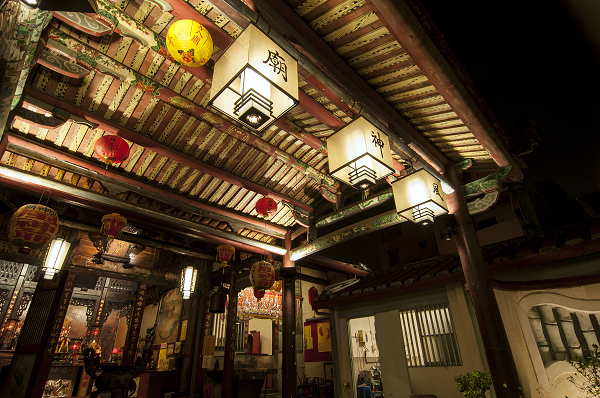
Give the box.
[43,238,71,280]
[326,116,395,189]
[208,24,299,132]
[180,266,198,300]
[391,168,448,225]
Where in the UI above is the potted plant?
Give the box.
[567,344,600,397]
[454,371,492,398]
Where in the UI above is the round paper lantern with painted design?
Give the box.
[255,197,277,218]
[8,204,59,250]
[166,20,213,67]
[94,135,130,166]
[101,213,127,238]
[249,260,275,293]
[216,244,235,266]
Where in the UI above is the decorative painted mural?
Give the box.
[154,288,182,344]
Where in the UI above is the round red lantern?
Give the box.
[253,288,265,301]
[94,135,130,167]
[255,197,277,218]
[8,204,59,251]
[216,244,235,266]
[101,213,127,238]
[249,260,275,293]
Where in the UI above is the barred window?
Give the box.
[210,312,245,351]
[399,304,462,367]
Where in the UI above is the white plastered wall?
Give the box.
[495,283,600,398]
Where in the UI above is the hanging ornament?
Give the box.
[216,244,235,266]
[308,286,319,306]
[166,19,213,67]
[253,288,265,301]
[249,260,275,293]
[255,197,277,219]
[94,135,130,167]
[101,213,127,238]
[8,204,59,252]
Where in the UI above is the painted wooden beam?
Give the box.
[316,191,394,227]
[0,164,288,255]
[463,166,511,198]
[6,132,288,238]
[24,86,314,213]
[290,210,405,261]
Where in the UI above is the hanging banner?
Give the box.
[318,322,332,353]
[304,326,313,350]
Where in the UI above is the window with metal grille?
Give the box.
[399,304,462,367]
[528,305,600,366]
[210,312,245,352]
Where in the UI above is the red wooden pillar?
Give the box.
[192,285,212,396]
[122,282,147,366]
[0,270,76,398]
[447,164,523,398]
[282,231,296,398]
[221,263,237,398]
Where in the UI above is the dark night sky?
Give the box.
[420,0,600,199]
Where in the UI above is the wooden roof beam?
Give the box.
[0,164,288,255]
[24,86,313,213]
[367,0,523,181]
[4,132,288,238]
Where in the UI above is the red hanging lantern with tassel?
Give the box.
[101,213,127,238]
[253,288,265,301]
[94,135,130,167]
[255,197,277,218]
[216,244,235,266]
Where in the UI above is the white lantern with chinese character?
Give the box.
[208,24,298,132]
[43,238,71,280]
[180,266,198,299]
[327,116,395,189]
[391,168,448,226]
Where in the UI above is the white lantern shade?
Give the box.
[180,266,198,300]
[43,238,71,280]
[392,168,448,225]
[209,24,298,132]
[327,116,394,188]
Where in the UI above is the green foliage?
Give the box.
[454,371,492,398]
[568,344,600,397]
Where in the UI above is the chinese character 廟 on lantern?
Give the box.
[8,204,59,251]
[249,260,275,292]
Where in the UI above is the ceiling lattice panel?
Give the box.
[286,0,497,171]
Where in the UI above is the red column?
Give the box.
[192,287,212,395]
[282,231,296,398]
[221,263,238,398]
[0,271,77,398]
[447,164,523,398]
[122,282,147,366]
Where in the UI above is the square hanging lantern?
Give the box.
[180,266,198,300]
[327,116,395,189]
[43,238,71,279]
[208,24,299,132]
[392,168,448,226]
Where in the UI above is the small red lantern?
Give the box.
[94,135,130,167]
[216,244,235,266]
[8,204,59,252]
[308,286,319,306]
[101,213,127,238]
[253,288,265,301]
[249,260,275,292]
[255,197,277,219]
